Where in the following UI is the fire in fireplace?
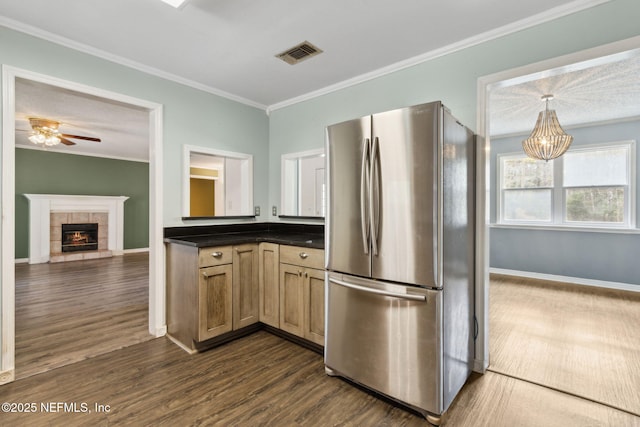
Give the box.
[61,223,99,253]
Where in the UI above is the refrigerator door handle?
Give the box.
[329,278,427,302]
[360,138,371,254]
[370,136,380,256]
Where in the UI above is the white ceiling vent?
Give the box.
[276,41,323,65]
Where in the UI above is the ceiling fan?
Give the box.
[19,117,101,147]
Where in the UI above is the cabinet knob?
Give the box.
[304,272,308,278]
[299,252,309,259]
[298,270,302,276]
[211,251,223,258]
[202,272,209,278]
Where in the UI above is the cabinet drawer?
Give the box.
[199,246,233,268]
[280,245,324,270]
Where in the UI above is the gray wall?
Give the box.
[490,120,640,285]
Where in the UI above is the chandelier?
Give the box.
[522,94,573,161]
[28,120,62,147]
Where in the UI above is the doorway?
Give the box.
[477,36,640,415]
[1,66,165,383]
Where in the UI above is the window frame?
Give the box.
[497,140,636,229]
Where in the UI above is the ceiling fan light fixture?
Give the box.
[522,94,573,161]
[44,135,61,146]
[28,123,62,147]
[28,132,61,146]
[28,134,45,145]
[22,117,101,147]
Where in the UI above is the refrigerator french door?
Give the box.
[325,103,439,287]
[324,101,474,422]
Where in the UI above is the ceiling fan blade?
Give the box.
[60,134,101,142]
[59,137,77,146]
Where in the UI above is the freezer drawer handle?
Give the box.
[329,278,426,301]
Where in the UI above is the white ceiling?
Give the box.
[15,78,150,161]
[0,0,612,108]
[3,0,639,160]
[490,50,640,137]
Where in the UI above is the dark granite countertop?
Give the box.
[163,222,324,249]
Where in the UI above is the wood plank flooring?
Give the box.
[6,262,640,425]
[1,331,638,426]
[489,274,640,417]
[15,252,152,379]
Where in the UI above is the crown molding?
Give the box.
[266,0,612,113]
[0,0,611,114]
[0,16,268,111]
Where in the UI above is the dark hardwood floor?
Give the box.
[15,252,152,379]
[5,261,639,425]
[1,331,638,426]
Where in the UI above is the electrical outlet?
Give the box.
[254,206,260,216]
[272,206,277,216]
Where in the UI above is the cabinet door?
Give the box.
[259,242,280,328]
[232,244,259,329]
[279,263,304,337]
[198,264,233,341]
[303,268,325,346]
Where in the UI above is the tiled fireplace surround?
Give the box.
[49,212,110,263]
[24,194,128,264]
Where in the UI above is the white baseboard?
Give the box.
[152,325,167,337]
[490,268,639,293]
[124,247,150,254]
[15,258,28,264]
[0,369,15,385]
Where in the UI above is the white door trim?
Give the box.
[474,34,640,373]
[1,65,166,384]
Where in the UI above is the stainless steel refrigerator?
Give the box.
[324,101,475,424]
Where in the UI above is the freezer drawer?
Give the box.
[324,272,443,415]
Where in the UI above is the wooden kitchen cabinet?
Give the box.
[167,240,324,353]
[166,243,259,352]
[232,244,259,329]
[279,245,325,346]
[279,263,305,336]
[198,263,233,341]
[303,267,325,346]
[258,242,280,328]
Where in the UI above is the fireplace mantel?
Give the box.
[24,194,129,264]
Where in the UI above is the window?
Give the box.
[498,141,635,228]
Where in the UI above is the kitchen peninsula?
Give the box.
[164,223,325,354]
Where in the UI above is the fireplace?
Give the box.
[61,223,99,253]
[24,194,128,264]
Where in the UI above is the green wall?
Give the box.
[15,148,149,258]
